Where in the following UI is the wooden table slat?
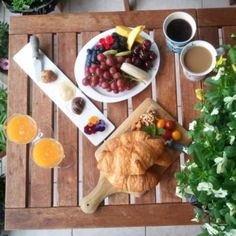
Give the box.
[57,32,78,206]
[30,33,53,208]
[9,9,196,35]
[154,29,180,203]
[197,8,236,27]
[80,32,102,197]
[5,34,28,208]
[5,203,196,230]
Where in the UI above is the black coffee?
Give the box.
[167,19,192,42]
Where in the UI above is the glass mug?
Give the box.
[4,113,71,168]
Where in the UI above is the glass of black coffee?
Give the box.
[163,12,196,53]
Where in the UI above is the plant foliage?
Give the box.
[12,0,46,11]
[0,88,7,153]
[0,21,9,58]
[176,35,236,236]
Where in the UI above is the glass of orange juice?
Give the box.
[4,113,39,144]
[31,138,65,168]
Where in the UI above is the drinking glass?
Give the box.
[4,113,39,144]
[31,138,64,168]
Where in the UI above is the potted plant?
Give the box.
[176,35,236,236]
[2,0,62,14]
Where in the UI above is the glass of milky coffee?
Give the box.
[180,40,219,81]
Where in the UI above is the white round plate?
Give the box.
[74,28,160,103]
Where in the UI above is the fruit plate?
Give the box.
[74,28,160,103]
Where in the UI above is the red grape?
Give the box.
[113,72,122,80]
[116,79,125,88]
[97,53,106,62]
[82,77,90,86]
[125,57,132,63]
[116,56,125,63]
[109,66,117,75]
[96,68,104,76]
[101,81,109,89]
[103,71,111,80]
[105,55,114,66]
[89,66,96,74]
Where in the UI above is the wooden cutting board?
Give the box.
[81,98,190,214]
[95,97,190,159]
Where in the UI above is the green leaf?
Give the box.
[224,146,236,158]
[231,34,236,41]
[142,124,157,137]
[227,121,236,129]
[156,128,165,135]
[225,213,236,224]
[229,47,236,64]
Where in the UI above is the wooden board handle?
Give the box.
[80,174,117,214]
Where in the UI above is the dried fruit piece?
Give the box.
[72,97,85,115]
[41,70,57,83]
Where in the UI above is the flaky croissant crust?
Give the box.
[102,165,159,193]
[97,131,164,176]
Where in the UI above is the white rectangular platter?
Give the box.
[14,43,115,146]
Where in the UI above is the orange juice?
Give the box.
[32,138,64,168]
[5,114,38,144]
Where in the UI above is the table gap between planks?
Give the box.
[5,8,236,230]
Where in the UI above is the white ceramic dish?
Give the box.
[13,43,115,146]
[74,28,160,103]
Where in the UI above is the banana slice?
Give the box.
[121,63,150,81]
[127,25,145,50]
[115,25,145,44]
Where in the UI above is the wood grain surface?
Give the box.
[9,10,196,35]
[57,32,78,206]
[6,35,28,208]
[5,203,196,230]
[30,33,53,208]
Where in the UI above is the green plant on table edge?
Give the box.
[11,0,47,11]
[176,34,236,236]
[0,88,7,153]
[0,21,9,73]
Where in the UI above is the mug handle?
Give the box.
[216,47,225,57]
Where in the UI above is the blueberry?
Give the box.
[87,49,92,54]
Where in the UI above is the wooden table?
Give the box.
[5,8,236,230]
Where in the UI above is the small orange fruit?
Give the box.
[172,130,182,141]
[157,119,165,129]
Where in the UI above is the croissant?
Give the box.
[97,131,165,176]
[102,165,159,193]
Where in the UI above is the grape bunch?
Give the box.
[82,53,136,94]
[131,39,157,71]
